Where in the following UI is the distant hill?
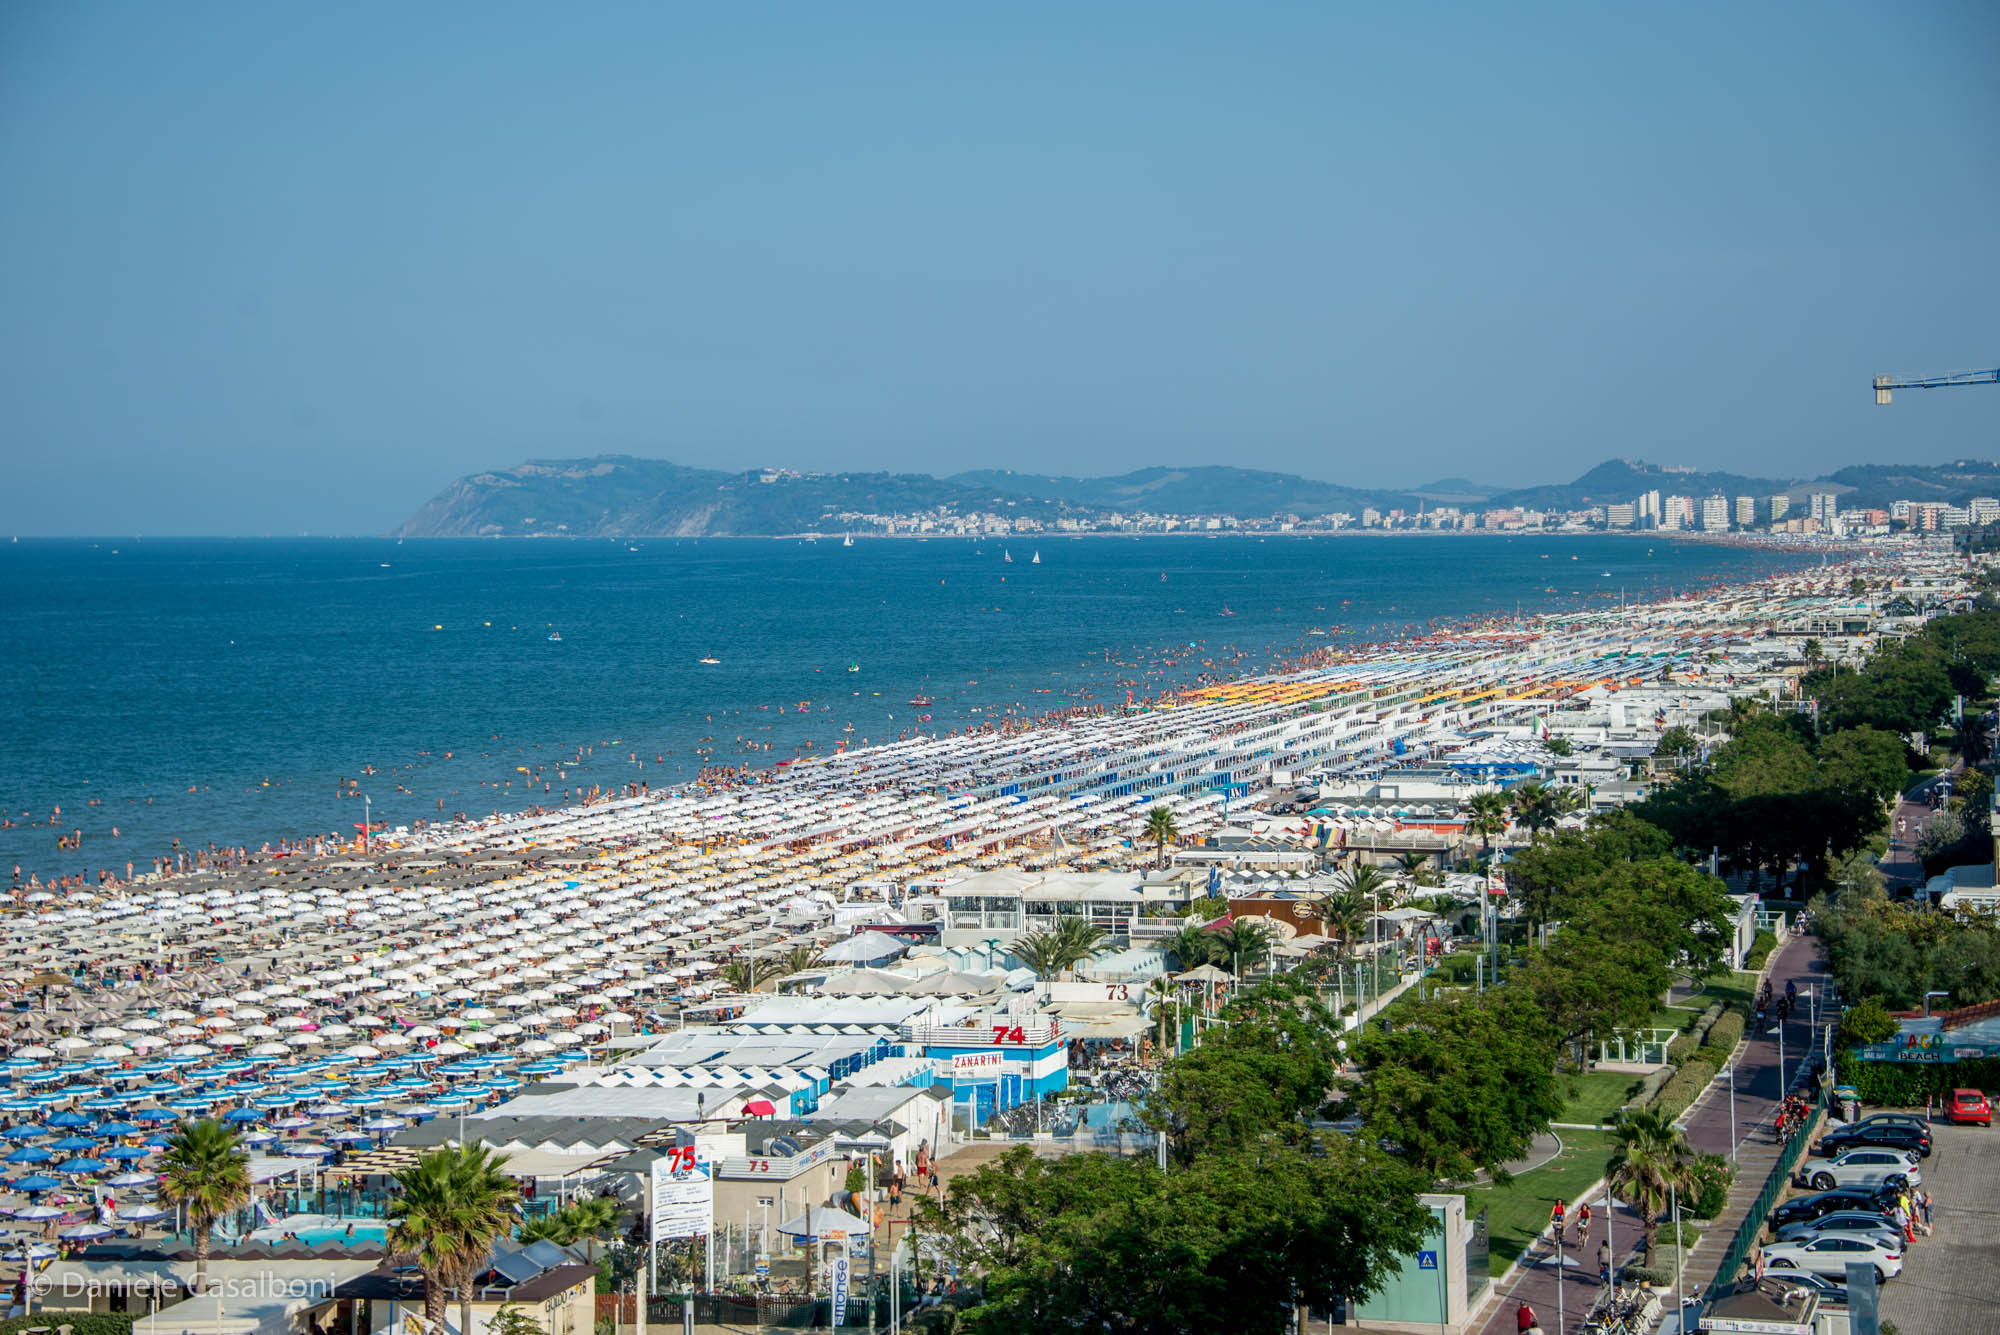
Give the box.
[391,457,1065,539]
[947,466,1418,516]
[393,454,2000,537]
[1484,459,1799,512]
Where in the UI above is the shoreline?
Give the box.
[6,538,1925,898]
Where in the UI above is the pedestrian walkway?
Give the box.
[1471,931,1826,1335]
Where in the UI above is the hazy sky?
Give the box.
[2,3,1995,535]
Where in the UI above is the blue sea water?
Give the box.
[0,535,1810,881]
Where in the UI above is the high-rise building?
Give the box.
[1701,496,1730,531]
[1769,494,1790,523]
[1735,496,1756,527]
[1662,495,1695,530]
[1809,492,1839,525]
[1606,503,1636,528]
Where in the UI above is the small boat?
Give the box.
[698,655,720,665]
[547,631,563,642]
[1003,549,1013,563]
[1601,571,1613,577]
[1219,606,1235,616]
[380,563,392,568]
[847,662,860,673]
[1031,551,1040,564]
[909,696,934,707]
[843,534,854,547]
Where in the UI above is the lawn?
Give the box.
[1463,1129,1619,1275]
[1561,1070,1641,1125]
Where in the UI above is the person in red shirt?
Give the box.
[1517,1301,1538,1333]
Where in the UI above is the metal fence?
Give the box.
[1702,1081,1827,1306]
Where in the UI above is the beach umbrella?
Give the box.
[223,1108,263,1123]
[121,1203,171,1221]
[102,1145,151,1161]
[93,1120,142,1137]
[779,1205,869,1241]
[2,1242,59,1262]
[1,1124,48,1141]
[59,1223,114,1241]
[48,1136,99,1152]
[6,1145,53,1163]
[10,1203,64,1220]
[54,1157,107,1174]
[107,1170,157,1186]
[10,1174,62,1192]
[48,1111,91,1127]
[132,1108,178,1124]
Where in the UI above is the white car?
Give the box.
[1762,1233,1904,1283]
[1795,1147,1923,1193]
[1774,1210,1904,1252]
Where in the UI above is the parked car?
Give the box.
[1794,1147,1922,1192]
[1769,1186,1899,1230]
[1762,1233,1903,1283]
[1946,1088,1991,1126]
[1815,1122,1932,1159]
[1769,1271,1849,1307]
[1773,1210,1907,1252]
[1849,1112,1931,1133]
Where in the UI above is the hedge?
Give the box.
[1706,1010,1744,1053]
[1651,1058,1718,1120]
[1744,929,1779,971]
[1846,1055,2000,1106]
[1667,1032,1700,1065]
[1695,1044,1735,1070]
[0,1318,134,1335]
[1635,1067,1674,1106]
[1688,1001,1724,1037]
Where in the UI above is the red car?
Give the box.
[1947,1088,1992,1126]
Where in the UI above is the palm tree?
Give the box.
[1304,887,1369,958]
[1606,1109,1694,1252]
[1010,928,1069,981]
[775,944,822,981]
[1464,790,1511,861]
[389,1144,523,1335]
[1212,918,1273,977]
[515,1213,570,1245]
[157,1118,251,1295]
[1509,782,1580,838]
[1143,806,1179,868]
[1393,850,1441,887]
[562,1194,620,1264]
[721,957,774,994]
[1050,916,1111,977]
[1146,977,1179,1056]
[1167,924,1220,971]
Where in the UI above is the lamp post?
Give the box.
[1723,1065,1738,1161]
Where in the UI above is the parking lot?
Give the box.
[1877,1120,2000,1335]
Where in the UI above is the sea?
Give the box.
[0,534,1814,881]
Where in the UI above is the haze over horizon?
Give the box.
[2,2,1995,537]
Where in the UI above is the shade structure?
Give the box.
[740,1099,777,1117]
[779,1205,870,1241]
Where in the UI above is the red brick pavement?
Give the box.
[1471,931,1827,1335]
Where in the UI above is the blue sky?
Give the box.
[1,2,1995,535]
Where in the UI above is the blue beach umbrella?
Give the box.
[132,1109,178,1124]
[168,1097,218,1112]
[48,1136,97,1152]
[54,1157,107,1174]
[10,1174,61,1192]
[93,1121,142,1137]
[223,1108,263,1123]
[6,1145,53,1164]
[47,1111,91,1128]
[140,1134,173,1148]
[1,1124,48,1141]
[80,1097,129,1111]
[101,1145,151,1161]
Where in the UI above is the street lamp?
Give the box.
[1722,1065,1738,1161]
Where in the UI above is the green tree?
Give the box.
[157,1118,251,1295]
[1050,916,1111,976]
[1818,726,1911,805]
[1210,918,1274,977]
[1010,928,1070,981]
[1607,1108,1695,1251]
[921,1141,1429,1335]
[389,1144,523,1335]
[1342,987,1565,1182]
[1305,887,1370,957]
[1654,725,1699,766]
[1836,996,1900,1049]
[1144,806,1179,869]
[1545,735,1573,757]
[721,957,776,993]
[563,1194,620,1264]
[487,1305,545,1335]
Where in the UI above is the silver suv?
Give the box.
[1796,1147,1922,1193]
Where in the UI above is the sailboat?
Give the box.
[843,534,853,547]
[1003,549,1013,563]
[1031,551,1040,564]
[698,654,720,665]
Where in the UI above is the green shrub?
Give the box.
[1706,1010,1744,1053]
[1621,1263,1673,1288]
[1694,1044,1734,1070]
[1666,1032,1699,1065]
[1686,1153,1734,1220]
[1685,1001,1723,1036]
[1635,1067,1673,1105]
[1651,1058,1718,1120]
[1745,929,1778,971]
[0,1319,135,1335]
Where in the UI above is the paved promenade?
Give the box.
[1471,930,1826,1335]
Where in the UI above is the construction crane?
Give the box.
[1873,367,1998,404]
